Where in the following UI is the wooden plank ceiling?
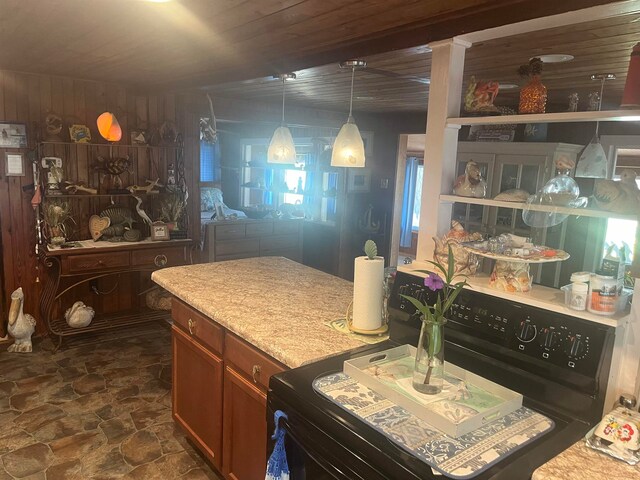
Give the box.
[0,0,622,91]
[209,12,640,113]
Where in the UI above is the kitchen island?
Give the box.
[152,256,365,480]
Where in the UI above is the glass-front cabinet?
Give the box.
[240,137,342,226]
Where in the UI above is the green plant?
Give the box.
[160,193,186,225]
[364,239,377,260]
[400,245,468,386]
[42,200,73,237]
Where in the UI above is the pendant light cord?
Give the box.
[348,67,355,118]
[281,77,286,125]
[595,76,606,138]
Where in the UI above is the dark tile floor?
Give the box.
[0,324,221,479]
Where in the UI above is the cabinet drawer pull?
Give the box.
[188,318,196,335]
[154,254,168,267]
[252,364,261,383]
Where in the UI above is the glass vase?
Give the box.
[412,318,446,394]
[519,75,547,114]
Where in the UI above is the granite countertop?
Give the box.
[532,440,640,479]
[152,257,365,368]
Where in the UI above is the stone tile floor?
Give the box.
[0,324,221,479]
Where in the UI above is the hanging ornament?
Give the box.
[96,112,122,142]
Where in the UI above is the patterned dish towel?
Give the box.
[313,373,554,479]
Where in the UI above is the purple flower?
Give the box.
[424,273,444,292]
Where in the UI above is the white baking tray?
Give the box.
[343,344,523,437]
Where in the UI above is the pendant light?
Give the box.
[331,60,366,168]
[268,73,297,164]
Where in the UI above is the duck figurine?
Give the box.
[593,169,640,214]
[64,301,95,329]
[7,287,36,353]
[454,160,487,198]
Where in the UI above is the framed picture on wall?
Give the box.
[347,168,371,193]
[5,152,24,176]
[0,123,27,148]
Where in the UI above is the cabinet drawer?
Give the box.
[246,222,273,237]
[215,224,246,240]
[65,251,130,273]
[225,334,285,391]
[215,239,259,256]
[260,234,299,253]
[273,221,300,235]
[172,299,224,355]
[131,247,186,268]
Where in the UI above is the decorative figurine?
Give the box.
[433,221,483,276]
[621,43,640,108]
[518,58,547,114]
[64,181,97,195]
[99,205,135,242]
[464,76,500,113]
[64,301,95,329]
[588,92,601,111]
[453,160,487,198]
[7,287,36,353]
[167,163,176,187]
[567,92,579,112]
[41,157,63,195]
[130,130,148,145]
[127,178,162,195]
[94,155,132,192]
[593,169,640,215]
[159,120,178,144]
[133,195,153,226]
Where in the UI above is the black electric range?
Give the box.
[268,271,616,479]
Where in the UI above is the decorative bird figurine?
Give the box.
[454,160,487,198]
[64,301,95,329]
[593,169,640,214]
[133,195,153,226]
[7,287,36,353]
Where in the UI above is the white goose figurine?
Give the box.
[7,287,36,353]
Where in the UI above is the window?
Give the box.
[200,141,220,183]
[412,165,424,229]
[283,169,306,205]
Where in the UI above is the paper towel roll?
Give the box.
[352,256,384,331]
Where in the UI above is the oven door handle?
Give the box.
[280,415,359,480]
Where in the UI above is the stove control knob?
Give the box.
[539,328,558,349]
[516,320,536,343]
[565,334,585,358]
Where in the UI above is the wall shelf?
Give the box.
[440,194,638,221]
[446,110,640,127]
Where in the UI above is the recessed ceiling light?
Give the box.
[356,96,375,100]
[531,54,574,63]
[499,83,519,90]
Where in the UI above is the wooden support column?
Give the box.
[416,38,470,262]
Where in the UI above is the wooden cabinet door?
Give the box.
[172,325,223,469]
[222,366,268,480]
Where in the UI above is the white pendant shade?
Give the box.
[331,118,365,167]
[268,125,297,164]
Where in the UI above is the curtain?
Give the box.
[400,157,420,248]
